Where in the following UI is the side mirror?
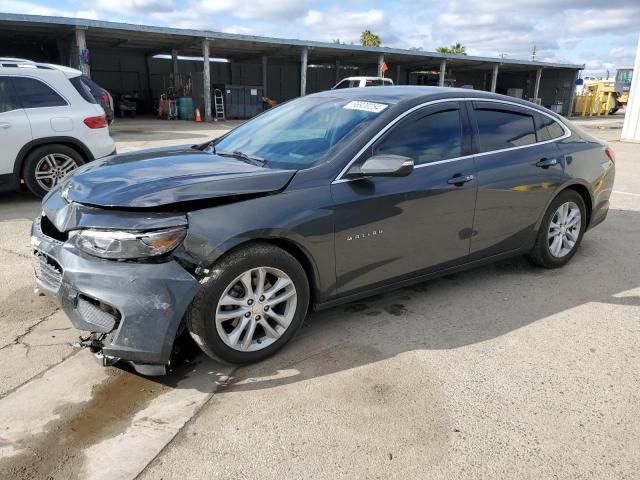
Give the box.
[347,154,414,178]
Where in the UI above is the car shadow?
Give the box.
[201,207,639,394]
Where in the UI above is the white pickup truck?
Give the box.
[331,76,394,89]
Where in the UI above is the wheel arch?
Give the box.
[212,237,322,310]
[535,181,594,232]
[563,183,593,228]
[13,137,94,187]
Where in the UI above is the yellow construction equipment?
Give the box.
[574,68,634,116]
[615,67,633,108]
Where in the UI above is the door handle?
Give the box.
[447,174,474,186]
[536,158,558,168]
[0,122,10,129]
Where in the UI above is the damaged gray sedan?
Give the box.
[31,87,614,374]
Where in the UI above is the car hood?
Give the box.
[61,146,296,208]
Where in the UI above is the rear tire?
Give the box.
[528,190,586,268]
[186,243,310,364]
[23,144,85,197]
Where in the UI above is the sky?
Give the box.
[2,0,639,76]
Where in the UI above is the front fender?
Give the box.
[180,186,336,302]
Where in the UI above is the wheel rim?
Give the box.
[34,153,78,191]
[547,201,581,258]
[215,267,297,352]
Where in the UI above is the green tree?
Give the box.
[332,38,343,44]
[360,30,381,47]
[436,43,467,55]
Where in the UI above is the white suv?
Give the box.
[0,58,115,197]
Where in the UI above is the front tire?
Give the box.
[23,144,84,197]
[528,190,586,268]
[186,243,310,364]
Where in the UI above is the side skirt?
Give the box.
[313,248,527,311]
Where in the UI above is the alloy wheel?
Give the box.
[215,267,298,352]
[547,201,581,258]
[34,153,79,191]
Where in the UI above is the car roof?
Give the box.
[0,58,82,77]
[309,85,556,112]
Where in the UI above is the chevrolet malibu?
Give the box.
[31,87,615,374]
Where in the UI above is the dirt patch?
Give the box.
[384,304,406,316]
[344,303,368,313]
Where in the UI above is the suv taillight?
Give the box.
[604,146,616,164]
[84,115,107,129]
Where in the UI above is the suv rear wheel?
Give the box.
[186,243,310,364]
[23,144,85,197]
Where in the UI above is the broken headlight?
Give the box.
[70,227,187,259]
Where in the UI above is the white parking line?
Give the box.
[613,190,640,197]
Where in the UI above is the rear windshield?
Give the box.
[69,76,98,104]
[365,79,391,86]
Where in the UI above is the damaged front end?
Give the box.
[30,146,298,374]
[31,190,202,375]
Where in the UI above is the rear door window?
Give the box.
[474,108,536,152]
[535,114,566,141]
[11,77,67,108]
[0,76,21,113]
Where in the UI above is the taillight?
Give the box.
[84,115,107,129]
[604,146,616,164]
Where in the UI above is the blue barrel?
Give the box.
[176,97,194,120]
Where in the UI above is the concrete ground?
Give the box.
[0,117,638,480]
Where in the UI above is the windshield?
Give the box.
[213,96,387,170]
[616,69,633,83]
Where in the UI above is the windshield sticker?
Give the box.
[343,101,388,113]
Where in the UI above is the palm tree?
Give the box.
[436,43,467,55]
[360,30,381,47]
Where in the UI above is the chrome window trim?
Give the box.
[332,97,571,184]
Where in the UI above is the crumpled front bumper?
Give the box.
[31,216,201,369]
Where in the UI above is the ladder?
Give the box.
[213,88,225,121]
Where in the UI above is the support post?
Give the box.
[533,68,542,102]
[335,59,340,84]
[262,55,268,98]
[300,47,308,96]
[377,54,384,77]
[490,64,499,93]
[622,34,640,140]
[171,49,179,89]
[396,64,401,85]
[75,27,90,77]
[439,59,446,87]
[202,39,212,122]
[567,69,580,118]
